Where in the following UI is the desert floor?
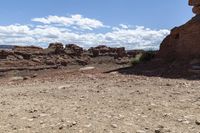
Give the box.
[0,65,200,133]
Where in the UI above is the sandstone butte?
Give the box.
[158,0,200,61]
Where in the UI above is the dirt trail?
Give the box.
[0,66,200,133]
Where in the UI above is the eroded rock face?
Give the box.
[13,46,44,59]
[65,44,83,56]
[193,6,200,14]
[158,1,200,61]
[88,45,127,58]
[13,46,44,55]
[189,0,200,14]
[0,50,14,59]
[0,43,136,69]
[46,43,65,54]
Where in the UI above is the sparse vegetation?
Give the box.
[131,53,143,65]
[131,50,156,65]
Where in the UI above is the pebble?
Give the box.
[58,85,71,90]
[155,125,164,133]
[25,125,31,128]
[72,121,77,125]
[155,128,162,133]
[28,119,34,122]
[155,125,171,133]
[79,66,95,71]
[111,124,117,128]
[39,113,48,117]
[10,76,25,81]
[136,130,146,133]
[195,120,200,125]
[177,119,190,124]
[84,123,92,128]
[110,71,118,75]
[59,125,64,130]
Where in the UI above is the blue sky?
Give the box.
[0,0,193,49]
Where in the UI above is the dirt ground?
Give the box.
[0,65,200,133]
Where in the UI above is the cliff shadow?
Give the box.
[104,60,200,80]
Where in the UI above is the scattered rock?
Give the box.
[31,74,37,78]
[39,114,48,117]
[115,57,130,64]
[32,58,41,63]
[45,60,55,65]
[59,125,64,130]
[155,125,164,133]
[195,120,200,125]
[58,85,71,90]
[68,121,77,128]
[136,130,146,133]
[10,76,25,81]
[110,124,118,128]
[177,118,190,124]
[79,66,95,71]
[72,121,77,125]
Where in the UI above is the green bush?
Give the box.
[131,51,156,65]
[131,53,143,65]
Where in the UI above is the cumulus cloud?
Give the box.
[0,15,170,50]
[101,26,169,50]
[32,14,105,30]
[0,25,30,35]
[119,24,128,29]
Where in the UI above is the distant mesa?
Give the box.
[0,45,15,50]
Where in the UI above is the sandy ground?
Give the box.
[0,65,200,133]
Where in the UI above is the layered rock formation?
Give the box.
[88,45,126,58]
[0,43,89,68]
[158,0,200,61]
[0,43,142,70]
[65,44,84,56]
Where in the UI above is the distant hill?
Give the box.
[0,45,15,50]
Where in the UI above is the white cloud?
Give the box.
[32,14,105,30]
[119,24,128,29]
[92,26,169,50]
[0,25,30,34]
[0,14,170,50]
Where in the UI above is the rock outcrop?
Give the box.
[0,43,139,70]
[46,43,65,55]
[13,46,44,59]
[158,0,200,61]
[88,45,126,58]
[0,50,14,59]
[65,44,83,56]
[189,0,200,14]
